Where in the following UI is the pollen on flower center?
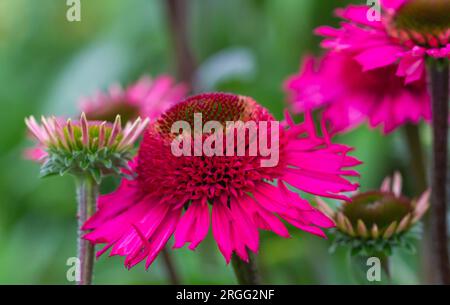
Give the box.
[388,0,450,47]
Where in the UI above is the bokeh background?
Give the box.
[0,0,431,284]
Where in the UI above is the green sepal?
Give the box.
[89,167,102,184]
[328,224,422,257]
[38,147,134,183]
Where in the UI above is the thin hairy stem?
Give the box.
[231,252,261,285]
[76,176,99,285]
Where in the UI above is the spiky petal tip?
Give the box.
[25,113,149,183]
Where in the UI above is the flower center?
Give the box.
[85,102,141,123]
[388,0,450,47]
[155,92,273,136]
[342,191,413,230]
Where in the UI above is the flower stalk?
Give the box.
[403,124,435,283]
[161,248,181,285]
[76,175,99,285]
[379,254,391,282]
[348,254,391,284]
[166,0,196,87]
[403,124,428,193]
[231,253,261,285]
[428,58,450,284]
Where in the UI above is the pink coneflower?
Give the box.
[80,75,188,122]
[317,0,449,83]
[83,92,360,270]
[285,0,448,134]
[285,51,430,134]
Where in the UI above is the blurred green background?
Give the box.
[0,0,430,284]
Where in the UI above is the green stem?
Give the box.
[161,247,181,285]
[379,254,391,283]
[403,124,433,283]
[166,0,196,87]
[231,252,261,285]
[403,124,428,192]
[76,176,99,285]
[428,58,450,284]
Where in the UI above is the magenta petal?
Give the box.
[174,200,210,250]
[83,200,150,246]
[282,168,357,201]
[229,197,259,254]
[212,202,233,263]
[143,208,181,269]
[335,5,383,29]
[110,200,170,258]
[355,46,403,71]
[314,26,342,37]
[211,197,259,263]
[83,179,138,230]
[380,0,407,11]
[397,55,425,84]
[241,194,290,238]
[283,214,327,238]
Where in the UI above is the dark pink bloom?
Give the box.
[285,52,430,134]
[80,75,188,122]
[83,93,360,269]
[318,1,449,83]
[285,0,448,134]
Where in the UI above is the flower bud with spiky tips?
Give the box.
[317,172,430,256]
[25,113,149,183]
[315,0,449,84]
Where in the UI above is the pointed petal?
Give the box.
[80,112,89,147]
[212,202,233,263]
[392,171,402,197]
[315,197,335,218]
[396,213,411,233]
[380,176,391,192]
[412,189,430,223]
[173,200,210,250]
[371,224,379,238]
[357,219,368,238]
[108,115,122,146]
[383,221,397,239]
[343,216,355,236]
